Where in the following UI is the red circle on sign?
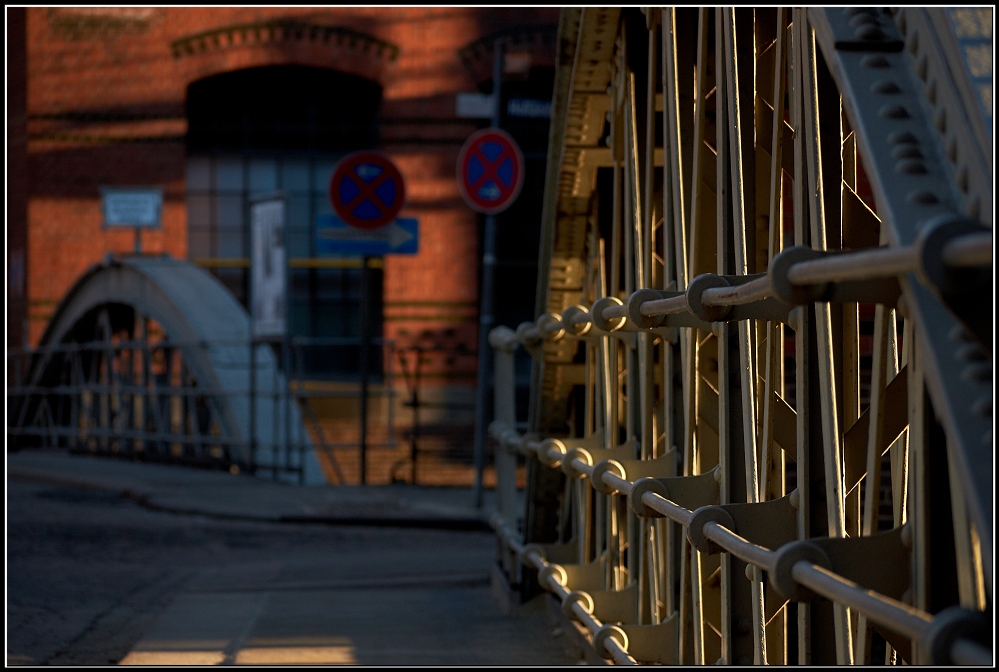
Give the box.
[457,129,525,215]
[329,151,406,230]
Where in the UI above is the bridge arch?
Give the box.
[13,255,323,484]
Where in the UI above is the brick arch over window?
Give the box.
[171,19,399,90]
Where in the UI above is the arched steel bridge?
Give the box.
[9,255,323,484]
[488,7,992,666]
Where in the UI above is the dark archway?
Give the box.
[186,64,381,154]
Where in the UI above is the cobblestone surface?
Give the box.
[6,475,576,666]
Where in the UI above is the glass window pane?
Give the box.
[281,160,310,192]
[215,226,244,259]
[286,195,311,258]
[286,228,311,260]
[214,157,244,191]
[312,160,336,192]
[186,158,211,190]
[313,193,333,218]
[248,159,277,192]
[214,195,243,230]
[186,193,212,258]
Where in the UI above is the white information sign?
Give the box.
[250,197,286,339]
[101,187,163,228]
[456,92,496,119]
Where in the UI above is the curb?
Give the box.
[8,469,493,532]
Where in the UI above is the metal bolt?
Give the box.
[949,324,973,342]
[896,159,927,174]
[972,396,991,419]
[891,144,922,159]
[713,468,722,483]
[856,25,885,41]
[965,195,981,220]
[879,104,910,119]
[906,191,938,205]
[946,137,958,163]
[957,166,970,192]
[894,9,907,33]
[789,488,800,510]
[861,55,890,68]
[962,363,991,384]
[888,130,917,145]
[871,80,902,94]
[925,78,938,104]
[934,108,947,133]
[849,13,878,27]
[957,344,986,363]
[916,54,929,80]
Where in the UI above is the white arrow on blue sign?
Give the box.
[315,214,418,256]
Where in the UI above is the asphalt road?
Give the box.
[6,476,579,666]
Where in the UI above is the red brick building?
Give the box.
[8,7,558,483]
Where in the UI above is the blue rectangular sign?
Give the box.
[315,214,418,256]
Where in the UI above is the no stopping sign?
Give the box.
[329,151,406,230]
[456,129,525,215]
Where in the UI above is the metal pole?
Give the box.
[284,337,296,484]
[249,337,256,474]
[472,36,505,508]
[358,256,371,485]
[413,348,422,484]
[271,338,278,481]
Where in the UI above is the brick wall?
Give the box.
[24,7,559,358]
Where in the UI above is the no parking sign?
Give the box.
[329,151,406,230]
[457,129,524,215]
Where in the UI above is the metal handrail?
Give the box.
[494,420,975,661]
[495,230,992,347]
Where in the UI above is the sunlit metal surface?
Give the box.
[490,7,992,666]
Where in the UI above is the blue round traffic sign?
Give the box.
[457,129,524,215]
[329,151,406,230]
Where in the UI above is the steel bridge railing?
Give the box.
[488,232,992,663]
[488,6,991,666]
[7,336,398,485]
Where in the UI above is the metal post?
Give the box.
[284,337,297,484]
[412,347,422,484]
[472,36,505,508]
[271,338,278,481]
[358,256,371,485]
[249,337,256,474]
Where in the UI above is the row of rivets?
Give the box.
[844,7,885,41]
[858,34,948,207]
[897,9,973,208]
[950,327,992,428]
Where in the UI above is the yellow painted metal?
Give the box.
[490,6,992,667]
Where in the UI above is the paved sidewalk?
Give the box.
[7,450,576,666]
[7,449,495,529]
